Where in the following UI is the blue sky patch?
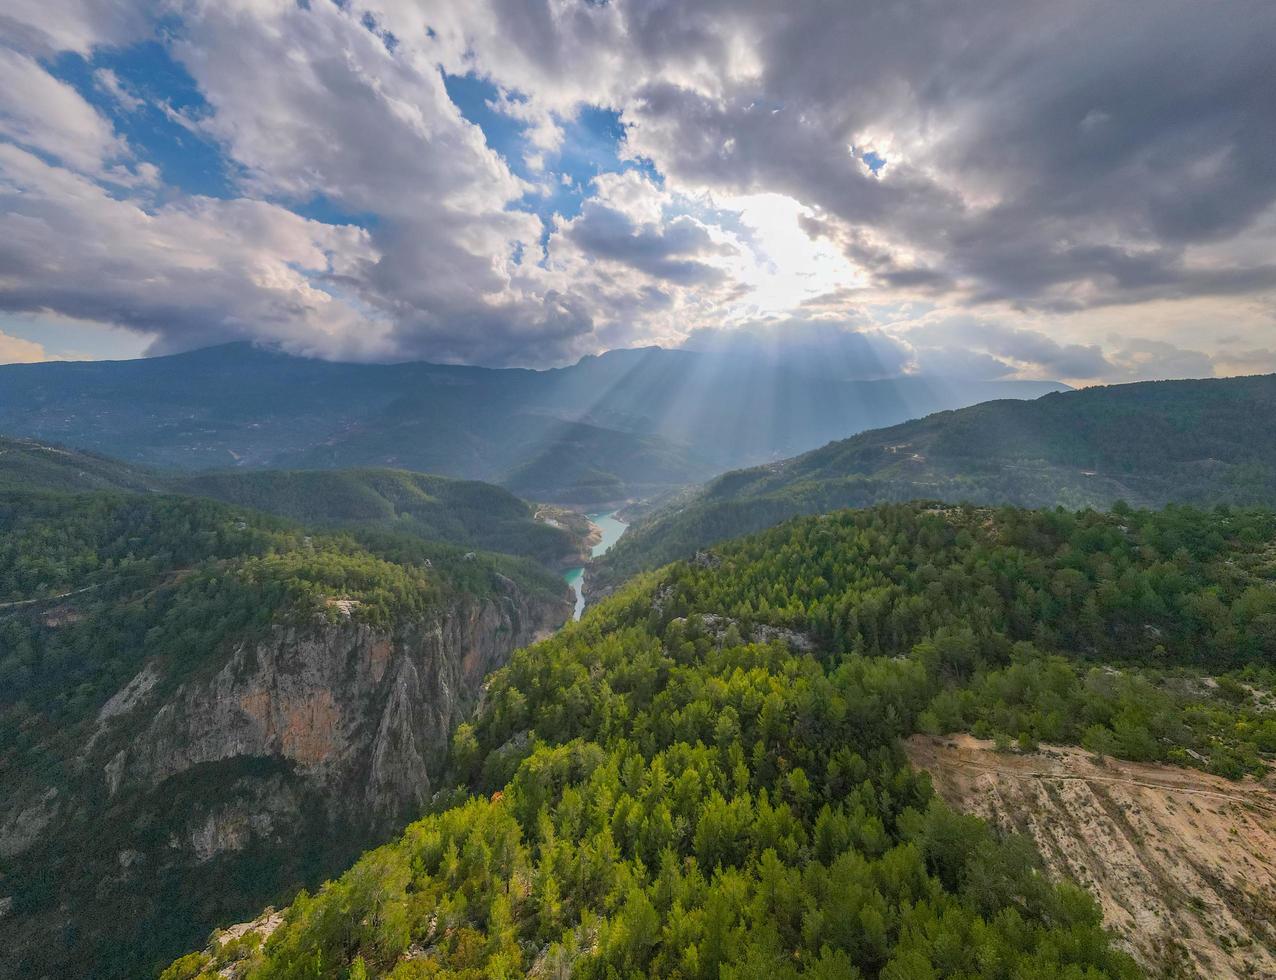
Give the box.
[444,72,661,242]
[863,150,888,175]
[288,194,382,229]
[47,42,238,198]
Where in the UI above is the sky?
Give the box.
[0,0,1274,385]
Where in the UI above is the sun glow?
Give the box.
[715,192,866,319]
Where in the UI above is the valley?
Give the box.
[4,5,1272,976]
[157,502,1276,979]
[0,344,1062,505]
[563,509,631,620]
[7,372,1276,974]
[4,357,1276,979]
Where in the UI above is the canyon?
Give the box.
[1,581,570,979]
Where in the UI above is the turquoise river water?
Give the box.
[563,511,628,620]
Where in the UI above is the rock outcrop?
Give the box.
[907,734,1276,979]
[102,590,559,828]
[1,582,569,980]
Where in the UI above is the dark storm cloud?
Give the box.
[621,0,1276,313]
[565,204,729,286]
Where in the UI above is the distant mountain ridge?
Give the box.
[596,372,1276,587]
[0,343,1065,503]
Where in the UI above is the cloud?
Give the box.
[910,347,1016,380]
[0,144,384,358]
[173,0,527,215]
[1213,347,1276,378]
[0,0,1274,371]
[1107,339,1215,382]
[0,0,147,56]
[151,1,715,365]
[898,316,1118,381]
[92,67,142,112]
[611,0,1276,314]
[0,328,47,363]
[0,46,127,176]
[0,1,599,365]
[564,205,727,286]
[681,320,911,380]
[485,88,564,169]
[898,316,1236,383]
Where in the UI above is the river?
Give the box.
[564,510,628,620]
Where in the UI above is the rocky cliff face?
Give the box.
[1,582,569,979]
[106,589,560,830]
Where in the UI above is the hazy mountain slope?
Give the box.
[165,503,1276,979]
[0,492,571,979]
[0,345,703,499]
[534,346,1068,465]
[173,468,589,567]
[0,343,401,469]
[286,408,715,505]
[496,418,713,503]
[598,373,1276,589]
[0,438,588,568]
[764,373,1276,504]
[0,343,1063,501]
[0,436,161,493]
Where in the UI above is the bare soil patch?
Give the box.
[906,734,1276,979]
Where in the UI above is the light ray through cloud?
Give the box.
[0,0,1272,381]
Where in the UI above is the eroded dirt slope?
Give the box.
[906,734,1276,979]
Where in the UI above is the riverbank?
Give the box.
[563,510,628,620]
[532,504,597,566]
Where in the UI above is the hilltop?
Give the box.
[0,437,586,569]
[598,373,1276,589]
[0,436,163,494]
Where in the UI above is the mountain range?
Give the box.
[596,372,1276,590]
[0,343,1064,504]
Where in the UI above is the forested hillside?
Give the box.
[0,436,162,493]
[0,437,588,569]
[166,503,1276,979]
[0,492,571,979]
[174,469,588,568]
[598,373,1276,589]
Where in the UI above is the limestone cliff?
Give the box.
[105,591,560,824]
[1,582,569,980]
